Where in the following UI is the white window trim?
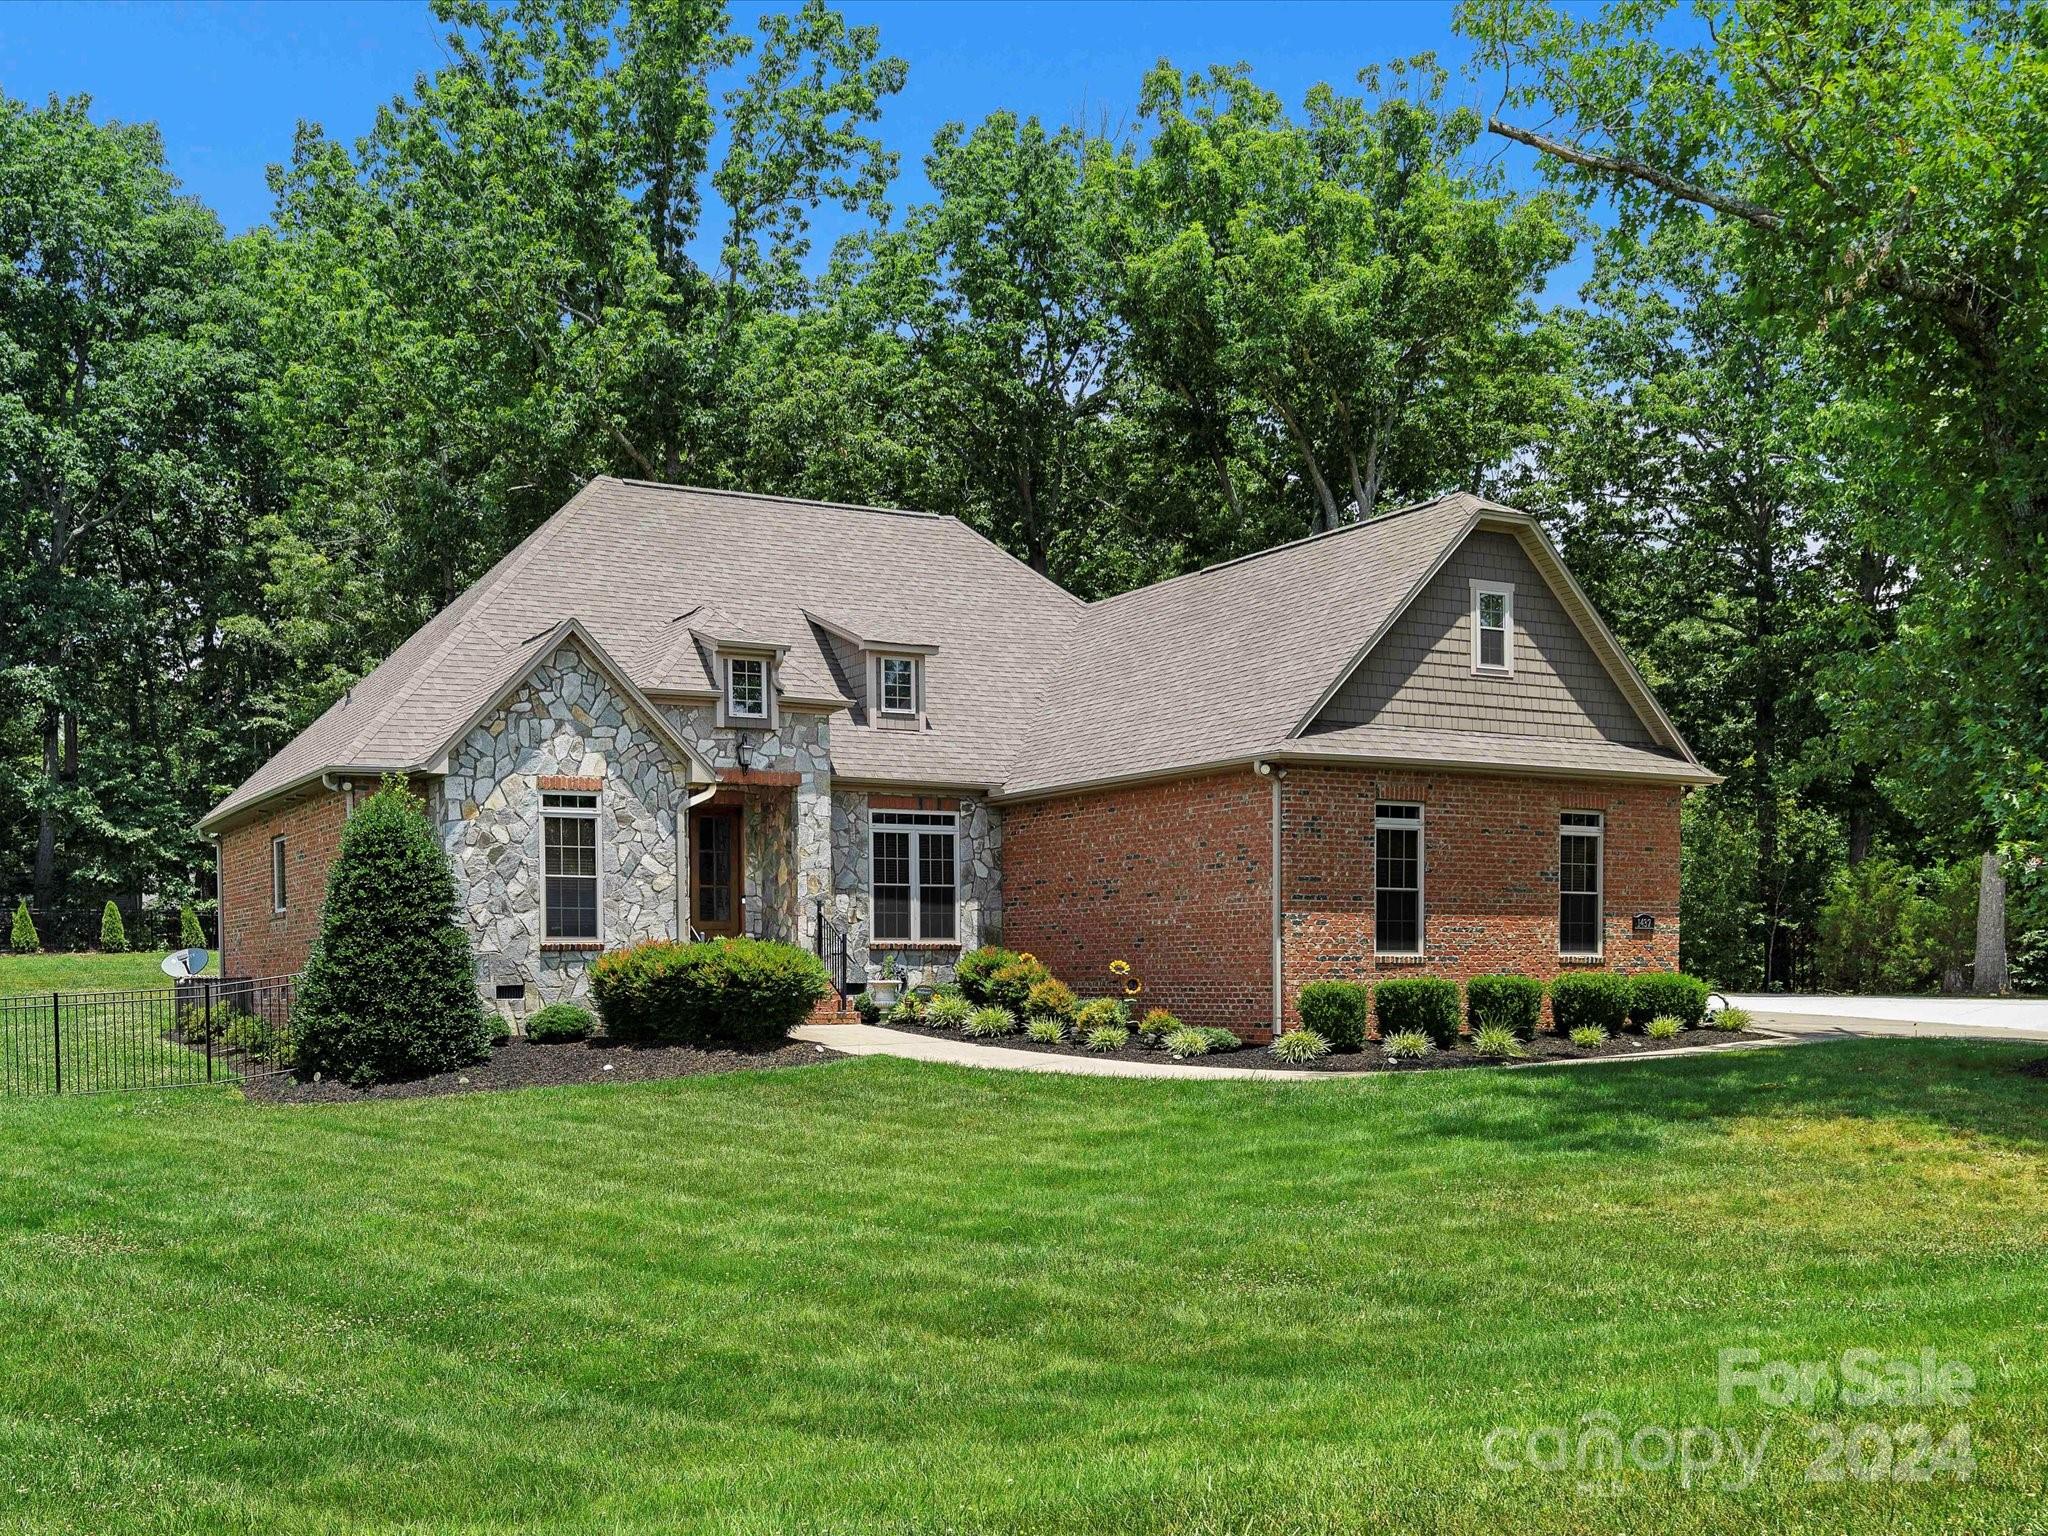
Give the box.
[875,654,921,717]
[1559,810,1605,958]
[542,790,603,944]
[1470,579,1515,675]
[869,810,959,944]
[722,654,771,725]
[1373,802,1425,956]
[271,836,287,914]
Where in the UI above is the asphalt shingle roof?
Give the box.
[204,480,1709,829]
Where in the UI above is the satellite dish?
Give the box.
[161,948,210,980]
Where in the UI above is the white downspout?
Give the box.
[1256,761,1284,1036]
[680,776,720,939]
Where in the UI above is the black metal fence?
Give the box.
[0,975,296,1097]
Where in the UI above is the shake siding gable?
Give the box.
[1310,530,1657,745]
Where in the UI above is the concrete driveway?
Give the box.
[1726,993,2048,1043]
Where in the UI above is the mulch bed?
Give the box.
[242,1037,844,1103]
[877,1016,1772,1074]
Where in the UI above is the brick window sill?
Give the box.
[868,940,962,951]
[1558,953,1607,967]
[1374,952,1429,966]
[541,940,604,952]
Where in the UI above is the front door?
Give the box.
[691,808,743,937]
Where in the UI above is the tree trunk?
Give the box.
[1974,850,2008,995]
[1275,400,1340,531]
[1207,445,1243,527]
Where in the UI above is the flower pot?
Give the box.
[869,977,903,1009]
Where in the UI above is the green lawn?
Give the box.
[0,1041,2043,1534]
[0,951,223,1095]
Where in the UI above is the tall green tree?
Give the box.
[1464,0,2048,986]
[1096,57,1573,535]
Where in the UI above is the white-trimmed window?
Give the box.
[878,655,920,716]
[1374,802,1423,954]
[1472,580,1514,673]
[543,791,600,942]
[725,655,768,721]
[271,836,287,914]
[870,810,957,943]
[1560,811,1604,956]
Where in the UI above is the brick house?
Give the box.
[202,478,1716,1033]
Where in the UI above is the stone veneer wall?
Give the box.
[828,789,1000,988]
[661,707,832,948]
[439,641,687,1015]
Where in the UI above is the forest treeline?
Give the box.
[3,0,2044,989]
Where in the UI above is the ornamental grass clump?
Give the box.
[1471,1023,1527,1060]
[925,992,974,1029]
[293,778,493,1085]
[1024,1017,1066,1044]
[1645,1014,1684,1040]
[1269,1028,1331,1063]
[964,1006,1017,1039]
[1379,1028,1435,1062]
[1710,1006,1753,1033]
[1163,1027,1212,1059]
[1568,1024,1609,1048]
[1197,1027,1243,1053]
[1083,1024,1129,1052]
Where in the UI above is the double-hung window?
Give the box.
[870,810,957,943]
[725,656,768,721]
[1374,802,1424,955]
[1559,811,1604,956]
[271,836,287,914]
[878,655,919,716]
[543,791,600,942]
[1472,581,1514,673]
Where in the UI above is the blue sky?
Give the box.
[0,1,1529,224]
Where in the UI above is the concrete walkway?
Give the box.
[793,1021,1795,1083]
[1726,994,2048,1043]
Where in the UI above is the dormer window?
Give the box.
[1472,581,1513,674]
[878,655,920,716]
[725,655,768,721]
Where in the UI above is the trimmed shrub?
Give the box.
[294,779,492,1085]
[1373,976,1460,1048]
[964,1006,1017,1038]
[1380,1028,1435,1061]
[1270,1028,1331,1063]
[1024,977,1078,1023]
[1710,1006,1753,1033]
[9,900,37,954]
[1197,1027,1242,1053]
[888,991,928,1026]
[1568,1024,1609,1048]
[852,989,884,1024]
[224,1012,296,1067]
[178,903,206,949]
[925,992,974,1029]
[1645,1014,1683,1040]
[1163,1027,1212,1059]
[526,1004,592,1043]
[1466,974,1543,1038]
[1297,980,1369,1051]
[590,935,828,1048]
[1136,1007,1182,1044]
[99,900,128,953]
[1549,971,1632,1035]
[956,946,1032,1005]
[1629,971,1711,1028]
[1024,1017,1066,1043]
[1074,998,1129,1034]
[983,956,1052,1013]
[1083,1024,1129,1052]
[1471,1023,1527,1060]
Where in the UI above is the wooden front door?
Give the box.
[691,808,743,937]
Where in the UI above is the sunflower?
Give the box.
[1124,980,1143,996]
[1108,959,1131,976]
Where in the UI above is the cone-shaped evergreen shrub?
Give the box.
[293,778,491,1085]
[99,900,128,953]
[9,900,38,954]
[179,903,206,948]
